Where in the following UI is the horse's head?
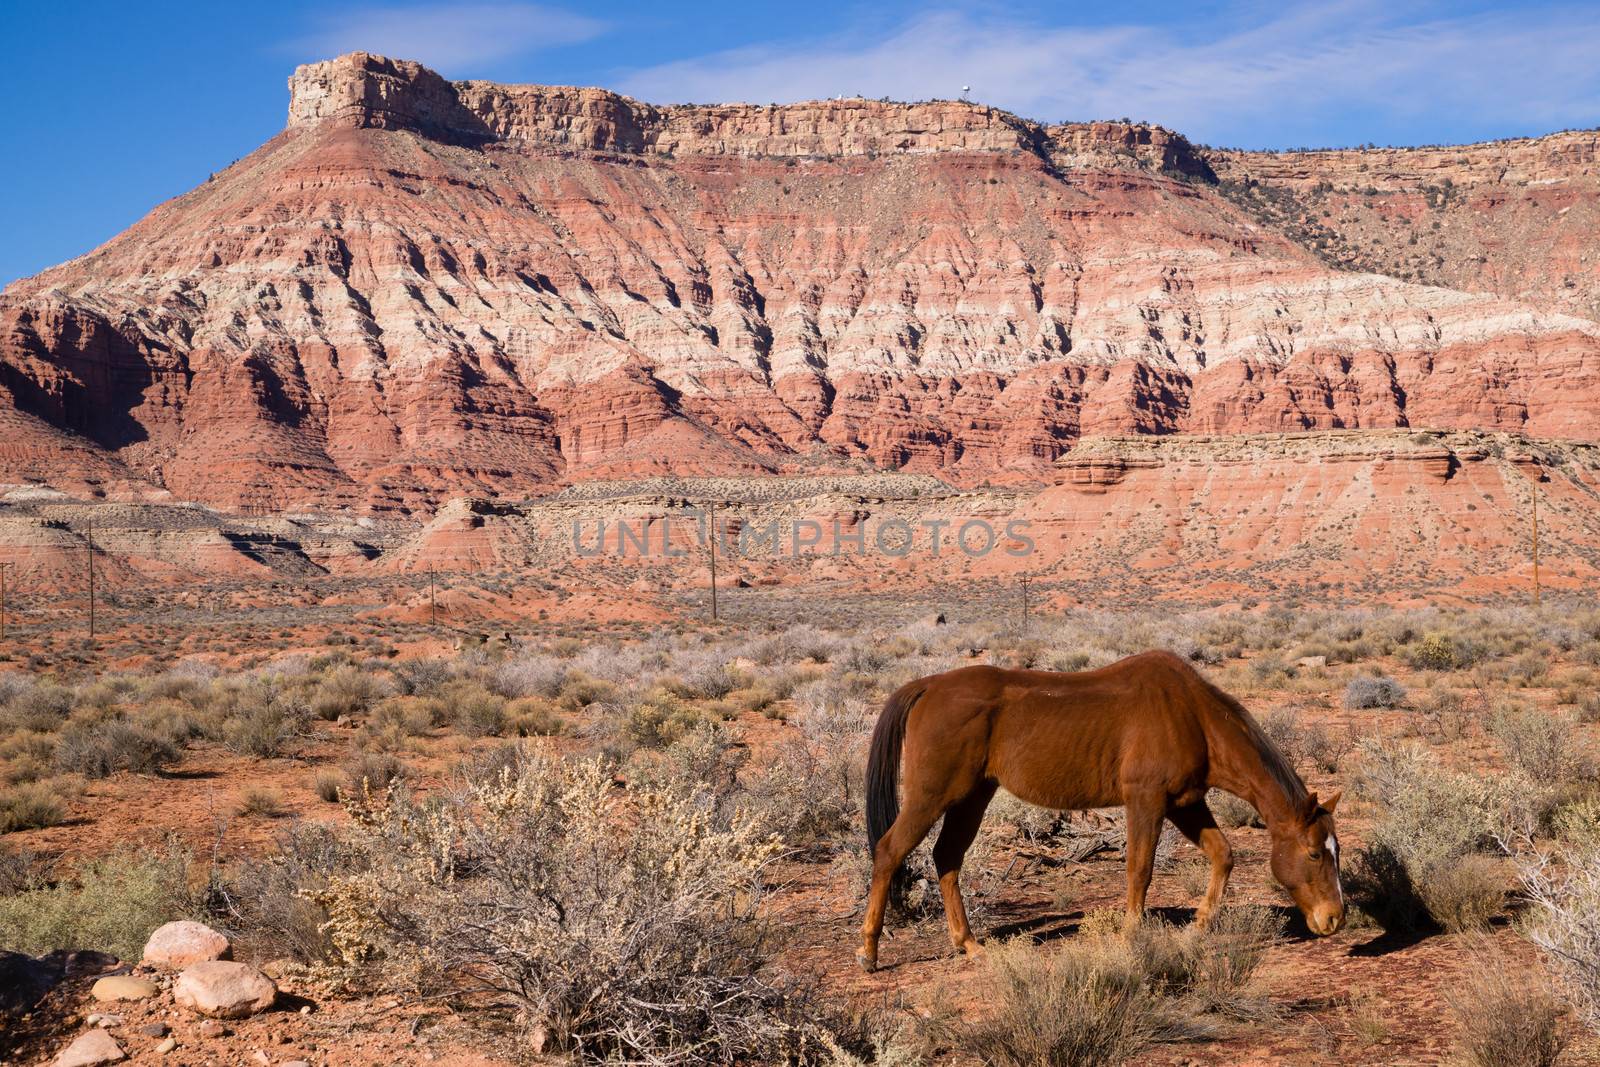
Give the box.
[1269,790,1345,936]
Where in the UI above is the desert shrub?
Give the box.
[310,666,387,720]
[743,676,879,850]
[0,843,195,960]
[941,935,1179,1067]
[0,730,57,785]
[55,720,179,778]
[370,697,437,737]
[616,691,714,753]
[936,910,1276,1067]
[307,752,811,1065]
[489,655,569,699]
[135,697,209,745]
[445,683,508,738]
[1419,688,1473,742]
[554,671,617,711]
[0,671,34,706]
[212,679,311,757]
[1578,695,1600,726]
[1447,941,1569,1067]
[236,787,286,818]
[1346,739,1508,932]
[340,751,406,796]
[1520,843,1600,1034]
[1344,675,1406,710]
[1208,788,1261,830]
[1488,705,1577,781]
[313,770,343,803]
[663,650,742,700]
[773,624,844,664]
[1505,649,1552,687]
[391,657,452,697]
[0,845,44,894]
[506,698,566,737]
[1553,796,1600,853]
[225,820,356,963]
[1,682,74,732]
[0,780,68,832]
[1404,632,1479,671]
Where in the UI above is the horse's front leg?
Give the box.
[1122,792,1166,931]
[1168,799,1233,928]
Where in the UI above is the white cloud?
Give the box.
[617,2,1600,147]
[291,3,606,73]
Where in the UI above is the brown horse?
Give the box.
[857,650,1344,971]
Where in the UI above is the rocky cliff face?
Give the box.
[3,53,1599,513]
[1212,132,1600,321]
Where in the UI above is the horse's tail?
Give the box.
[866,681,924,856]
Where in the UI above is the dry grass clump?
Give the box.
[945,935,1179,1067]
[338,751,407,798]
[939,908,1278,1067]
[445,681,509,738]
[0,681,74,733]
[0,781,69,832]
[306,750,816,1065]
[236,787,287,818]
[1447,940,1569,1067]
[310,665,388,720]
[487,654,569,700]
[55,720,179,778]
[1208,788,1262,830]
[1343,674,1407,710]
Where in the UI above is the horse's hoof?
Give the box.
[855,949,877,973]
[962,939,985,958]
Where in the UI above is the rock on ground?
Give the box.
[173,961,278,1019]
[89,975,159,1002]
[142,920,231,968]
[49,1029,126,1067]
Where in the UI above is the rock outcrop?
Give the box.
[3,53,1599,512]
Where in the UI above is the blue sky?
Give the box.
[3,0,1597,286]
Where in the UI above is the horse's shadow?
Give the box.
[986,902,1361,946]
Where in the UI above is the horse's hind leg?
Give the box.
[858,796,946,972]
[1168,799,1233,927]
[932,782,998,958]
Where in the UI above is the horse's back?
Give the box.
[907,652,1213,810]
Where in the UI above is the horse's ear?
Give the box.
[1322,791,1341,815]
[1302,791,1319,821]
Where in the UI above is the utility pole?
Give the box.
[428,564,438,627]
[86,518,96,643]
[706,503,719,623]
[0,562,12,641]
[1531,478,1541,607]
[1020,575,1031,628]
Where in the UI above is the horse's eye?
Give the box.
[1308,849,1324,861]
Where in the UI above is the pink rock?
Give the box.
[90,975,158,1002]
[50,1029,126,1067]
[173,961,277,1019]
[142,921,231,968]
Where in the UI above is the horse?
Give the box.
[857,650,1344,972]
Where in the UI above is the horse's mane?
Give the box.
[1199,674,1310,810]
